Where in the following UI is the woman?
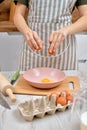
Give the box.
[14,0,87,71]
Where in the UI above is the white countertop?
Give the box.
[0,71,84,130]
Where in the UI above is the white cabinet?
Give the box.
[0,32,23,71]
[76,33,87,72]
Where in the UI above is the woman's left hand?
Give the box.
[48,28,69,55]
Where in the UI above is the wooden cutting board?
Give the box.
[13,75,80,95]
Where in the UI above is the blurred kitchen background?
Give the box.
[0,0,87,71]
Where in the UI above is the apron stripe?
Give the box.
[19,0,77,71]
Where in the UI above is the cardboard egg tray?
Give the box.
[18,95,72,121]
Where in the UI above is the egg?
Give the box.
[57,96,67,106]
[41,78,55,83]
[41,78,50,83]
[66,94,73,102]
[50,90,73,106]
[60,90,73,103]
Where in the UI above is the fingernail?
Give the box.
[50,51,52,53]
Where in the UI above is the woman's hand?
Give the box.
[14,3,43,51]
[25,29,43,50]
[48,28,69,55]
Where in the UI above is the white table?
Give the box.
[0,71,82,130]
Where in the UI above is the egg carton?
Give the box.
[18,95,72,121]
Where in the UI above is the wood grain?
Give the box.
[0,21,18,32]
[0,1,80,32]
[13,75,80,95]
[0,0,17,32]
[0,0,11,21]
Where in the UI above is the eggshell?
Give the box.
[66,95,73,102]
[57,96,67,106]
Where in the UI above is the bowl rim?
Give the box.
[23,67,66,84]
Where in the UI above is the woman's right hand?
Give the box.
[24,29,43,51]
[14,3,43,51]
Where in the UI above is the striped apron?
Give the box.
[19,0,77,71]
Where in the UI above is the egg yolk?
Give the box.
[41,78,55,83]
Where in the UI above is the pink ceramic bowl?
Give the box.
[23,67,66,89]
